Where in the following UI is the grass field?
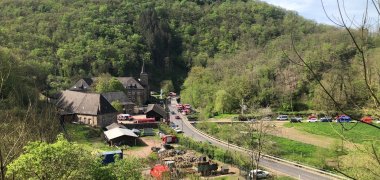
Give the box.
[268,136,335,168]
[196,123,337,169]
[284,122,380,144]
[65,124,118,152]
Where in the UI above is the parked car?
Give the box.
[336,115,351,123]
[320,116,332,122]
[361,116,373,124]
[276,115,288,121]
[174,127,183,133]
[169,122,177,128]
[248,169,270,179]
[290,117,302,123]
[307,115,318,122]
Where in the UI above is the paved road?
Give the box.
[168,99,343,180]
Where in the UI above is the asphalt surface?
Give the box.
[168,99,338,180]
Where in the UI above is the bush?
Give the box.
[238,114,248,121]
[86,128,101,139]
[238,114,257,121]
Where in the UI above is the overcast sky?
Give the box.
[261,0,379,28]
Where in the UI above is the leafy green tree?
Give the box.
[214,90,233,114]
[95,74,124,93]
[7,134,145,180]
[111,100,124,112]
[6,134,103,179]
[110,157,145,180]
[160,80,174,96]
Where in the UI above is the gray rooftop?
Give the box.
[146,104,167,118]
[105,123,127,130]
[56,90,117,115]
[104,128,138,140]
[101,91,134,105]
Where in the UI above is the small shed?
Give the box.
[105,122,126,131]
[104,128,138,146]
[141,128,155,136]
[146,104,167,121]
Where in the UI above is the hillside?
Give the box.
[0,0,321,95]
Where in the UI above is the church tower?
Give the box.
[140,61,149,88]
[139,61,149,103]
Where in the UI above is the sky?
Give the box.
[261,0,379,28]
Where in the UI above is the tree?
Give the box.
[95,74,124,93]
[243,118,274,177]
[160,80,174,96]
[6,134,103,179]
[111,100,123,112]
[110,157,145,180]
[283,1,380,178]
[6,134,145,180]
[214,89,233,114]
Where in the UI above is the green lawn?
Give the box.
[65,124,118,152]
[268,136,335,168]
[196,123,337,169]
[284,122,380,144]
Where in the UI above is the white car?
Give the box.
[174,127,183,133]
[248,169,270,179]
[307,117,318,122]
[276,115,288,121]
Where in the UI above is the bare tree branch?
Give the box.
[371,0,380,15]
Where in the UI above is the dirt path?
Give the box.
[123,137,161,158]
[271,121,357,149]
[206,119,357,149]
[271,122,335,149]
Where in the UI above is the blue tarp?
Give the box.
[101,150,122,164]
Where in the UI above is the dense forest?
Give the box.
[0,0,379,114]
[0,0,321,97]
[1,0,380,179]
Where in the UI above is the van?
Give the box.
[276,115,288,121]
[117,114,132,121]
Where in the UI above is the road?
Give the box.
[168,99,345,180]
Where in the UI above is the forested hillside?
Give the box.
[181,29,380,117]
[0,0,319,94]
[1,0,380,179]
[1,0,379,115]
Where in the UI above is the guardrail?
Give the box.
[171,100,348,180]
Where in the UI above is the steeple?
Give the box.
[140,61,148,87]
[141,60,147,74]
[139,61,149,104]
